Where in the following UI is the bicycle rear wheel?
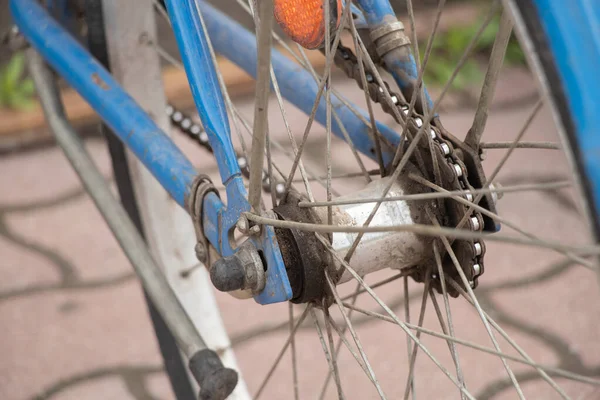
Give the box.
[111,0,600,398]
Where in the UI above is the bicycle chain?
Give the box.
[166,43,487,295]
[331,43,487,294]
[165,105,286,198]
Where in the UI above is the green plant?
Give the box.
[419,12,526,91]
[0,52,36,110]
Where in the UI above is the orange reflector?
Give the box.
[274,0,342,49]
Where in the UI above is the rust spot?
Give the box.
[91,73,109,90]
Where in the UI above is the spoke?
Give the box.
[404,0,444,190]
[319,282,362,400]
[272,72,316,200]
[154,43,184,69]
[296,42,395,162]
[410,173,596,270]
[403,271,431,400]
[340,270,416,301]
[248,0,274,211]
[402,276,416,400]
[341,302,600,386]
[254,304,312,400]
[432,243,466,399]
[481,141,561,150]
[265,127,278,207]
[448,281,571,399]
[192,11,252,172]
[289,21,376,186]
[391,0,500,168]
[245,0,317,200]
[317,235,477,399]
[326,313,373,380]
[311,307,346,400]
[152,0,170,22]
[348,7,385,175]
[234,0,390,138]
[159,0,266,189]
[405,0,446,119]
[351,29,408,130]
[328,91,373,183]
[297,181,572,207]
[291,170,379,184]
[455,99,544,231]
[233,107,340,197]
[350,32,428,175]
[245,213,600,257]
[429,214,525,399]
[289,303,300,400]
[405,0,423,113]
[246,1,315,200]
[429,288,467,400]
[396,0,446,182]
[323,303,346,400]
[283,0,353,195]
[464,9,514,148]
[481,91,542,189]
[325,0,333,225]
[323,299,350,399]
[325,273,387,399]
[433,242,465,395]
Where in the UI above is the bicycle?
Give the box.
[8,0,600,398]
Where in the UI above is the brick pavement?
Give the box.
[1,71,600,399]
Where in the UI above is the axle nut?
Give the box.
[210,241,266,294]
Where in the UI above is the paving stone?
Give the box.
[0,234,61,294]
[0,139,112,206]
[4,193,132,283]
[3,69,600,400]
[0,281,162,400]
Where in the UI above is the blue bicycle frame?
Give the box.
[11,0,600,303]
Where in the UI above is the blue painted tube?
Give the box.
[164,0,242,186]
[355,0,395,23]
[200,1,402,164]
[10,0,198,207]
[356,0,434,111]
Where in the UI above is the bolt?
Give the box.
[236,216,249,234]
[195,242,207,263]
[479,149,487,161]
[210,241,265,294]
[249,224,261,236]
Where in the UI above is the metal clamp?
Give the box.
[187,174,220,263]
